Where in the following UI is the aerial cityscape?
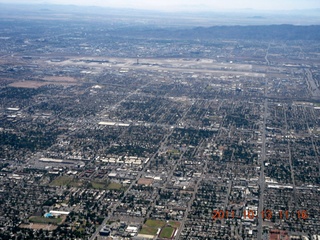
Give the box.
[0,2,320,240]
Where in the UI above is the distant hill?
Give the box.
[248,16,265,19]
[114,25,320,41]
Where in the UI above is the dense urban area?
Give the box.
[0,5,320,240]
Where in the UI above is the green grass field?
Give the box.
[107,182,122,190]
[139,219,168,236]
[50,176,83,187]
[91,181,108,189]
[90,181,123,190]
[51,176,123,191]
[159,226,175,238]
[167,149,180,155]
[313,102,320,107]
[29,216,63,225]
[50,176,73,186]
[139,226,158,236]
[145,219,166,228]
[168,221,180,228]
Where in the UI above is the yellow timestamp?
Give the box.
[212,209,308,220]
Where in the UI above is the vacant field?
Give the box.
[167,149,180,155]
[68,180,83,187]
[50,176,83,187]
[50,176,73,186]
[91,181,108,189]
[137,178,154,186]
[107,182,122,190]
[29,216,63,225]
[43,76,78,82]
[159,226,175,239]
[9,80,48,88]
[90,181,122,190]
[51,176,122,190]
[20,223,57,230]
[9,79,79,88]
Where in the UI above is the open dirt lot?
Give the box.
[9,81,49,88]
[19,223,57,230]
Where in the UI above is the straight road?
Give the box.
[257,79,268,240]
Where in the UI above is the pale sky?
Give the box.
[0,0,319,11]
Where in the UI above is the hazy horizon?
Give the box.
[1,1,320,26]
[0,0,319,12]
